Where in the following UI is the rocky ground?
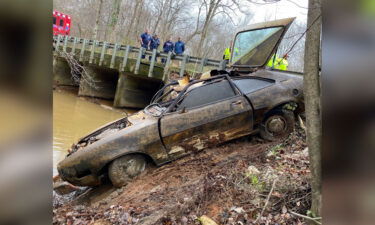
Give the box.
[53,124,310,225]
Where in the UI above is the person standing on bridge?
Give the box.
[161,37,174,64]
[149,34,160,62]
[139,29,151,59]
[174,37,185,55]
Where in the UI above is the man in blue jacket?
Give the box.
[149,34,160,61]
[162,37,174,63]
[174,37,185,55]
[139,29,151,59]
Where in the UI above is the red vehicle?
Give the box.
[53,10,71,36]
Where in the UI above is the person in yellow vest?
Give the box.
[267,54,289,71]
[231,47,241,62]
[223,41,233,64]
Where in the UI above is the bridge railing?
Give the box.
[53,35,227,81]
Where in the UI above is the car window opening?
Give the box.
[175,80,236,111]
[145,76,238,116]
[232,77,274,94]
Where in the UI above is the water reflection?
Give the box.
[53,89,132,175]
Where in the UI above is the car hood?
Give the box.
[67,110,152,154]
[231,17,295,68]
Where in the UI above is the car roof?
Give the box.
[238,69,303,83]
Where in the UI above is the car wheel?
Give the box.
[108,154,146,187]
[260,109,295,141]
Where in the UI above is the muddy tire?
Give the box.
[108,154,146,188]
[260,109,295,141]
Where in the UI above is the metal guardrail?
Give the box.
[53,35,227,80]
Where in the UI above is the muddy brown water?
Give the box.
[53,88,134,175]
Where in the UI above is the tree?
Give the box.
[195,0,221,56]
[151,0,168,34]
[92,0,104,40]
[157,0,190,42]
[303,0,322,219]
[191,0,245,57]
[104,0,122,41]
[278,21,307,72]
[124,0,144,43]
[54,0,249,59]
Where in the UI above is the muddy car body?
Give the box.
[57,17,304,187]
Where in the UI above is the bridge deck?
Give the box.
[53,35,227,82]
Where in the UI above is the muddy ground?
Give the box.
[53,125,310,225]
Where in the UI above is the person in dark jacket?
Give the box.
[149,34,160,61]
[139,29,151,59]
[174,37,185,55]
[162,37,174,63]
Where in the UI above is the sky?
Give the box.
[238,0,308,24]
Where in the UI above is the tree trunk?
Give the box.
[125,0,142,43]
[196,0,221,57]
[110,0,121,27]
[152,0,167,34]
[134,0,145,40]
[92,0,104,40]
[303,0,322,219]
[104,13,111,41]
[105,0,122,42]
[77,22,82,37]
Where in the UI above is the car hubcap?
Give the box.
[266,116,286,134]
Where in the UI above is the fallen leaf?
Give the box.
[272,191,283,198]
[198,215,218,225]
[230,206,245,214]
[282,205,287,214]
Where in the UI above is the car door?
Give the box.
[160,79,253,160]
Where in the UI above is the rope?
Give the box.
[282,14,321,59]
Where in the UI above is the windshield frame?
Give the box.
[231,25,286,68]
[150,80,178,104]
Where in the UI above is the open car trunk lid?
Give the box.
[231,17,295,69]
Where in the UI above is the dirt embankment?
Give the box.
[53,126,310,225]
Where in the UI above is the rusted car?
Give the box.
[57,17,304,187]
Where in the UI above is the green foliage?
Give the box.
[242,173,265,191]
[251,175,259,185]
[361,0,375,17]
[283,102,297,111]
[306,209,317,218]
[270,144,284,156]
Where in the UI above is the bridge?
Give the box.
[53,35,227,108]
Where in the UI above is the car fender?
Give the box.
[58,119,167,177]
[264,100,300,118]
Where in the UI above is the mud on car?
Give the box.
[57,17,304,187]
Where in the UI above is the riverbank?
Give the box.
[53,87,131,175]
[53,123,310,225]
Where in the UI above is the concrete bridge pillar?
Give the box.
[78,65,119,99]
[114,73,163,108]
[53,56,77,86]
